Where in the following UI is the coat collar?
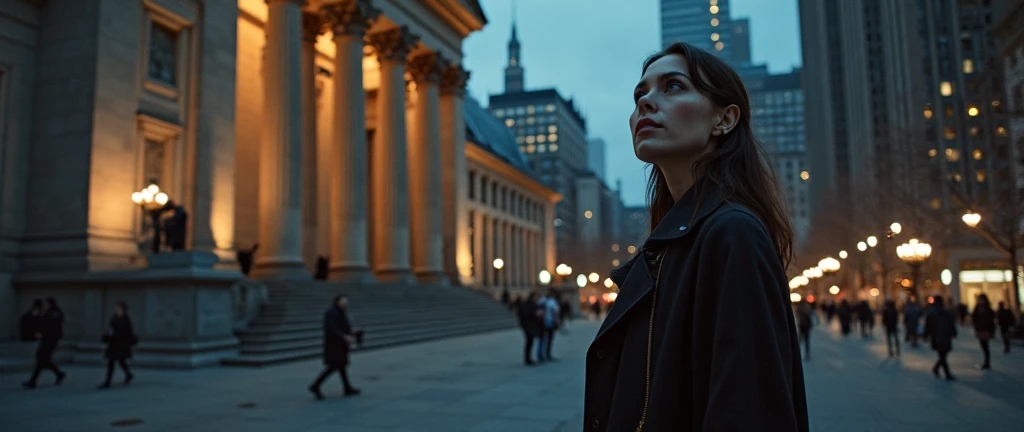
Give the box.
[645,180,727,243]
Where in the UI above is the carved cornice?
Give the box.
[367,26,419,63]
[440,63,470,96]
[301,12,325,43]
[408,53,445,84]
[321,0,380,37]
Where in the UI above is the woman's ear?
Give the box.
[711,104,741,136]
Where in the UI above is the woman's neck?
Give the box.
[658,155,702,202]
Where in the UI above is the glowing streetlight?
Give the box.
[897,238,933,305]
[857,241,868,252]
[869,288,880,297]
[829,286,840,295]
[604,278,614,288]
[867,236,878,247]
[492,258,504,270]
[790,293,802,302]
[839,250,848,259]
[576,274,587,288]
[818,257,841,274]
[588,272,600,283]
[962,211,981,228]
[132,181,171,254]
[538,270,552,285]
[890,222,902,235]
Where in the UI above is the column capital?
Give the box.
[408,52,445,84]
[321,0,380,37]
[302,11,325,43]
[367,26,419,63]
[441,63,470,96]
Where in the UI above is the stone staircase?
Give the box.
[220,282,517,367]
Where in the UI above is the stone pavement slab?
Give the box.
[2,316,1023,431]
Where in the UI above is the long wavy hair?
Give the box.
[643,42,794,269]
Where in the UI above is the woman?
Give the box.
[972,294,996,369]
[584,42,808,431]
[996,301,1016,353]
[22,298,66,389]
[516,292,542,365]
[99,301,137,388]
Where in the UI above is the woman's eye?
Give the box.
[667,81,684,91]
[633,91,645,103]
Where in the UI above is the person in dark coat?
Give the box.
[956,302,969,327]
[924,296,958,381]
[996,301,1017,353]
[162,201,188,250]
[857,301,873,337]
[904,301,921,347]
[309,294,360,399]
[971,294,996,369]
[517,292,543,365]
[882,300,900,357]
[19,299,44,342]
[795,300,813,360]
[98,301,137,389]
[838,300,853,336]
[22,298,67,389]
[584,43,808,432]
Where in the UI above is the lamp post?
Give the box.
[131,181,170,254]
[493,258,505,290]
[896,239,932,305]
[539,270,552,286]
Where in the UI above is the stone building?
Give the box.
[0,0,558,366]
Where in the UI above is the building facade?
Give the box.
[587,137,607,181]
[660,0,733,59]
[747,69,811,246]
[0,0,560,365]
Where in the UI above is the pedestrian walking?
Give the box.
[308,294,361,399]
[996,301,1016,353]
[516,292,543,365]
[956,302,969,327]
[971,294,996,369]
[22,298,67,389]
[795,300,813,360]
[584,42,808,431]
[882,300,900,357]
[19,299,44,342]
[924,296,957,381]
[536,289,560,362]
[590,300,601,320]
[904,302,921,347]
[838,300,853,336]
[98,301,137,389]
[559,295,572,332]
[501,287,511,310]
[857,301,873,338]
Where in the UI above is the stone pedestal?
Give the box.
[13,251,243,369]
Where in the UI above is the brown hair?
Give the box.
[643,42,794,269]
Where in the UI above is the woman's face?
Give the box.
[115,304,124,316]
[630,54,719,164]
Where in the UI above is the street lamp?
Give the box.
[839,250,848,259]
[857,241,868,252]
[890,222,902,235]
[603,278,614,288]
[829,285,840,295]
[493,258,505,290]
[588,272,600,283]
[962,211,981,228]
[896,238,932,304]
[538,270,552,285]
[132,181,170,254]
[576,274,587,288]
[818,257,841,275]
[867,236,878,248]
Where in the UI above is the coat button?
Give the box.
[592,419,601,429]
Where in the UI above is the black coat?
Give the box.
[323,306,353,367]
[972,306,996,334]
[584,183,809,432]
[19,311,40,342]
[517,300,542,336]
[924,309,957,352]
[35,308,64,361]
[103,315,137,360]
[997,308,1017,328]
[882,308,899,331]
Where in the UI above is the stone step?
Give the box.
[256,303,508,320]
[243,311,514,336]
[221,322,515,367]
[237,319,516,355]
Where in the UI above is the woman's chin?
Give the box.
[633,140,664,163]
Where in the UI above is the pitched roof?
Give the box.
[463,96,534,176]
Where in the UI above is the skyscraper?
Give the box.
[504,18,524,93]
[661,0,733,61]
[587,138,607,181]
[731,18,751,66]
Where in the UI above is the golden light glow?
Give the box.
[790,293,802,303]
[589,272,600,283]
[928,148,937,157]
[526,145,536,153]
[940,81,953,96]
[963,59,974,73]
[548,133,558,142]
[968,106,979,116]
[829,286,840,295]
[612,259,620,266]
[931,198,942,209]
[945,148,959,162]
[890,222,902,235]
[711,18,720,26]
[548,144,559,152]
[492,258,504,270]
[537,134,546,143]
[505,119,514,127]
[710,5,719,13]
[923,105,933,119]
[870,288,880,297]
[611,244,620,252]
[962,211,981,228]
[976,169,986,182]
[997,127,1008,136]
[548,125,557,133]
[714,41,725,51]
[627,245,637,254]
[857,241,867,251]
[711,33,720,41]
[944,127,956,140]
[800,171,810,181]
[973,149,983,160]
[584,210,593,219]
[526,135,536,144]
[604,278,614,288]
[993,100,1001,107]
[867,236,878,247]
[839,250,849,259]
[901,279,912,287]
[539,270,552,285]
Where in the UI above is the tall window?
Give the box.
[148,23,178,85]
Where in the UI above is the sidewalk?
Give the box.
[2,317,1023,431]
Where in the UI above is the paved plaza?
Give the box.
[2,316,1024,431]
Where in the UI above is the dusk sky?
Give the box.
[463,0,802,206]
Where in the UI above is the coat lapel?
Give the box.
[595,251,655,341]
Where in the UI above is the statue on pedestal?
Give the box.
[162,201,188,251]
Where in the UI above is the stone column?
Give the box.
[408,53,447,283]
[300,12,323,272]
[441,64,471,285]
[473,209,484,287]
[527,231,536,287]
[253,0,308,280]
[368,27,418,283]
[321,0,379,282]
[501,220,511,290]
[482,213,492,287]
[544,202,557,274]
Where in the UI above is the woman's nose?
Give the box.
[638,94,656,114]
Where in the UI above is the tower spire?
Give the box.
[504,0,524,93]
